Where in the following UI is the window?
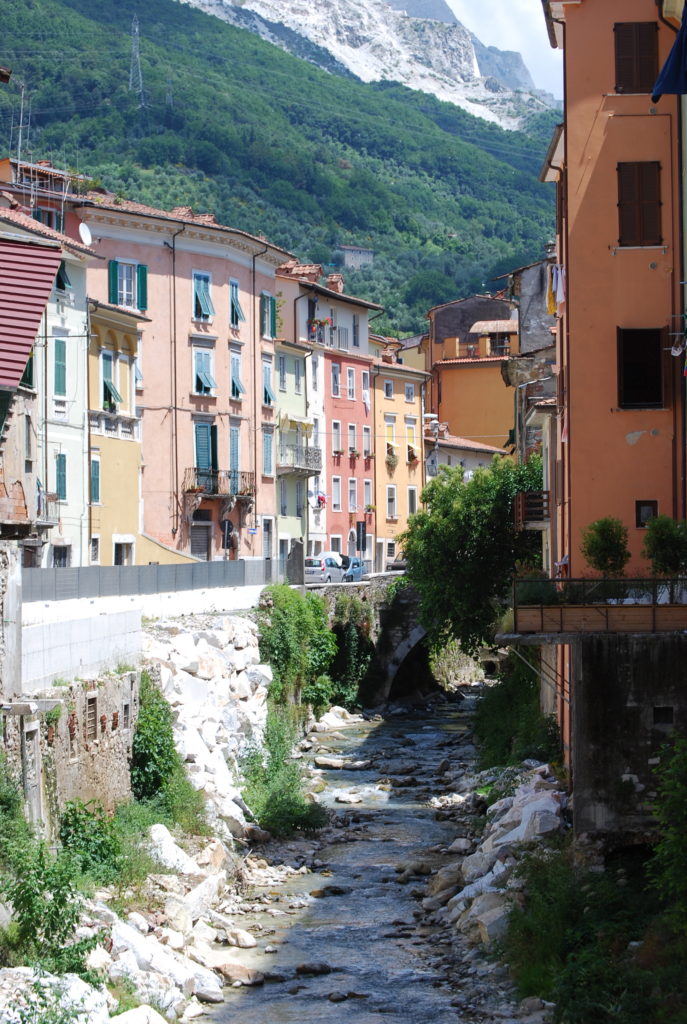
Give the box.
[90,536,100,564]
[56,452,67,501]
[55,260,71,292]
[348,477,357,512]
[387,485,397,519]
[90,457,100,504]
[193,272,215,321]
[614,22,658,94]
[617,162,661,246]
[278,354,287,391]
[134,340,143,390]
[24,413,32,472]
[86,696,98,739]
[295,358,302,395]
[296,480,304,518]
[230,348,245,400]
[384,379,394,398]
[108,260,147,311]
[262,428,273,476]
[194,348,216,395]
[229,279,246,328]
[330,535,342,554]
[263,358,275,406]
[347,367,355,399]
[385,415,396,454]
[405,382,415,403]
[313,417,320,448]
[53,544,70,568]
[332,362,341,397]
[364,479,372,508]
[33,206,64,232]
[636,500,658,528]
[408,486,418,515]
[20,350,34,388]
[363,426,372,456]
[229,423,240,481]
[332,420,342,453]
[406,420,417,462]
[312,353,319,391]
[618,328,664,408]
[387,541,396,559]
[54,338,66,397]
[260,292,277,338]
[353,314,360,348]
[362,370,370,410]
[332,476,342,511]
[348,423,357,453]
[102,351,122,411]
[279,479,288,516]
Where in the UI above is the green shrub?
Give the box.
[258,586,337,704]
[580,517,630,576]
[649,735,687,936]
[130,672,207,835]
[642,515,687,577]
[300,674,335,717]
[473,651,560,769]
[59,800,122,884]
[0,755,32,871]
[241,705,327,837]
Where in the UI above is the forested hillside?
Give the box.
[1,0,557,333]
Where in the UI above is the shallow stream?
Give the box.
[211,698,479,1023]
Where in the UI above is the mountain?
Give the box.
[0,0,556,334]
[179,0,558,129]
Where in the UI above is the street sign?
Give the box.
[356,520,366,552]
[248,527,258,535]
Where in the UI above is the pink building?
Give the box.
[75,196,291,563]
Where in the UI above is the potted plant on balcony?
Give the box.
[349,449,360,458]
[385,451,398,471]
[333,449,344,457]
[365,504,376,514]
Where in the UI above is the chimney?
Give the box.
[326,273,345,294]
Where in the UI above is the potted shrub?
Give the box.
[386,451,398,471]
[580,517,630,576]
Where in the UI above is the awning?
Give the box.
[469,320,519,334]
[0,238,62,388]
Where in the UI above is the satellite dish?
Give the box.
[78,221,92,246]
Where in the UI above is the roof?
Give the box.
[427,293,503,316]
[470,319,519,334]
[425,433,507,454]
[0,238,62,389]
[78,192,294,258]
[280,274,383,311]
[0,206,97,258]
[88,298,151,324]
[492,258,553,281]
[436,356,507,366]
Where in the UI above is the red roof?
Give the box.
[0,207,96,257]
[0,238,62,388]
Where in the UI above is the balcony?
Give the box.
[510,576,687,639]
[37,491,60,526]
[276,445,322,476]
[515,490,550,530]
[183,468,256,498]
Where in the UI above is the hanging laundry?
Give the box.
[546,265,556,315]
[555,264,566,317]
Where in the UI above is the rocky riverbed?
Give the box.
[0,616,564,1023]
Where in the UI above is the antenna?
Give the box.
[129,14,146,108]
[165,72,174,109]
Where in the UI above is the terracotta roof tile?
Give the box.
[0,207,97,257]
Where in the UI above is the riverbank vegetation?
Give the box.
[402,456,543,655]
[502,740,687,1023]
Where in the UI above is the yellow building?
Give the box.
[369,338,428,572]
[88,301,193,565]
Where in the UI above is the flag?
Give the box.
[652,7,687,104]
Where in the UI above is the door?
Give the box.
[229,423,240,493]
[263,518,273,560]
[195,422,217,491]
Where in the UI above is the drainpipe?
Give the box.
[163,225,185,537]
[251,244,269,540]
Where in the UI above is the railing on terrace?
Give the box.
[512,576,687,635]
[182,468,256,497]
[22,557,283,603]
[276,445,322,474]
[514,490,550,530]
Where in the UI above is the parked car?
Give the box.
[343,557,365,582]
[304,556,347,583]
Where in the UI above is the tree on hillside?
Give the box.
[401,455,542,654]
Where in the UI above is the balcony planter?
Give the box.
[365,505,376,513]
[385,452,398,471]
[349,450,360,458]
[333,450,344,457]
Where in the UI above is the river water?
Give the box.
[210,695,497,1024]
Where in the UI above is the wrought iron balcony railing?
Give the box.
[183,468,256,497]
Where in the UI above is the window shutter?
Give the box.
[108,260,119,305]
[210,424,218,471]
[195,422,212,470]
[260,294,267,336]
[270,296,277,339]
[137,264,148,311]
[618,162,661,246]
[230,425,240,471]
[91,459,100,504]
[56,453,67,501]
[54,339,66,396]
[615,22,658,93]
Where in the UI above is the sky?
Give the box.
[446,0,563,98]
